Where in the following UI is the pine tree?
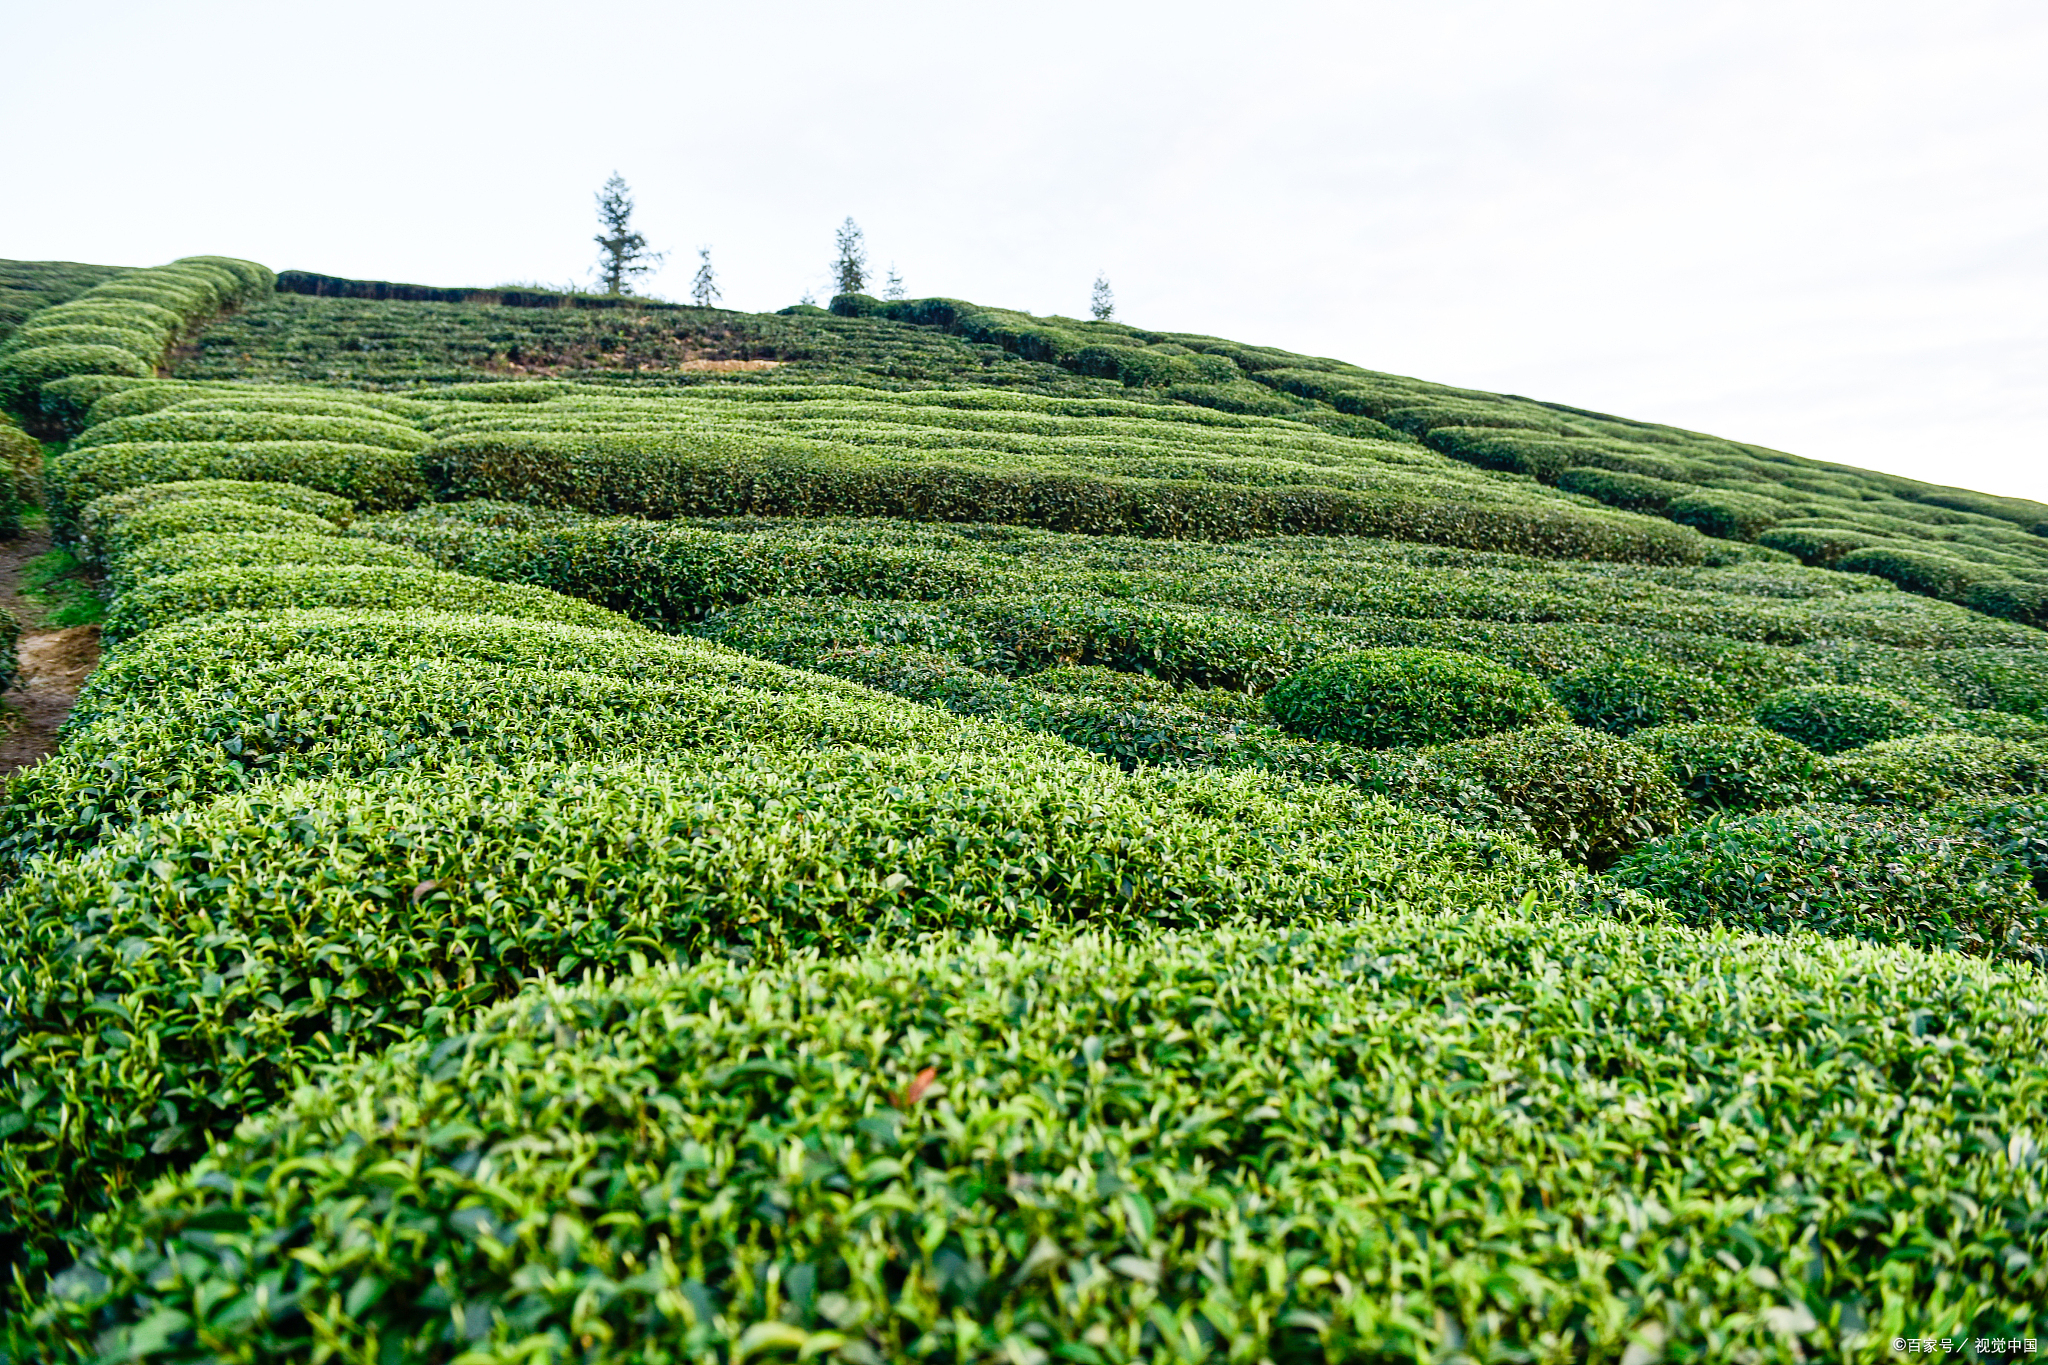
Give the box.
[1090,273,1115,321]
[592,173,664,296]
[690,248,721,308]
[884,265,905,301]
[833,218,868,296]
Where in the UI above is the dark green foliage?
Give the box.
[1757,525,1877,565]
[47,440,426,533]
[1626,722,1826,813]
[425,427,1711,563]
[1754,683,1944,754]
[1551,657,1734,735]
[1667,489,1782,541]
[811,645,1321,777]
[1555,465,1690,514]
[1612,804,2047,963]
[1962,577,2048,629]
[1265,648,1562,747]
[1422,426,1580,481]
[97,564,633,645]
[1826,731,2048,809]
[1836,545,1997,599]
[1410,723,1685,864]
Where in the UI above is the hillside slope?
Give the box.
[0,259,2042,1359]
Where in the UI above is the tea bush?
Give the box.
[97,564,632,645]
[1264,648,1562,746]
[71,408,429,454]
[47,440,427,531]
[109,532,433,592]
[85,497,340,568]
[1408,723,1686,864]
[1826,731,2048,808]
[1611,804,2048,963]
[76,478,354,563]
[1626,722,1827,813]
[0,258,269,419]
[32,909,2048,1362]
[0,752,1554,1261]
[1754,683,1945,753]
[1551,656,1734,735]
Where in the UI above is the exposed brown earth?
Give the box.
[0,524,99,775]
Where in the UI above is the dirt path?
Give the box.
[0,525,99,774]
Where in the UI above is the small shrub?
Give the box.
[0,343,152,408]
[1265,648,1562,747]
[1414,724,1685,864]
[1667,489,1782,541]
[1826,731,2048,809]
[110,532,435,592]
[1552,657,1733,735]
[1555,466,1690,515]
[1626,722,1825,813]
[1835,546,2000,602]
[1753,683,1943,754]
[1756,525,1875,566]
[98,565,636,646]
[1963,578,2048,629]
[88,498,340,569]
[1611,804,2046,962]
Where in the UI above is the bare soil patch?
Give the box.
[0,524,99,775]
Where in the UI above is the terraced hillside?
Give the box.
[0,258,2042,1361]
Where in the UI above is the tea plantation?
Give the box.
[0,257,2041,1362]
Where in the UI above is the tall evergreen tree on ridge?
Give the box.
[690,248,721,308]
[884,265,905,300]
[1090,273,1115,321]
[833,218,868,297]
[592,173,663,296]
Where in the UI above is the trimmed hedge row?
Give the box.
[86,498,340,570]
[109,531,433,593]
[354,503,994,628]
[33,906,2048,1361]
[1264,648,1562,746]
[47,440,428,532]
[98,564,635,645]
[1613,803,2048,964]
[0,607,1581,1263]
[71,408,429,454]
[424,429,1715,563]
[76,478,355,565]
[0,258,271,421]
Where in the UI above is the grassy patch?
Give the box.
[17,544,104,627]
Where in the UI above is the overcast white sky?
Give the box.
[7,0,2044,499]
